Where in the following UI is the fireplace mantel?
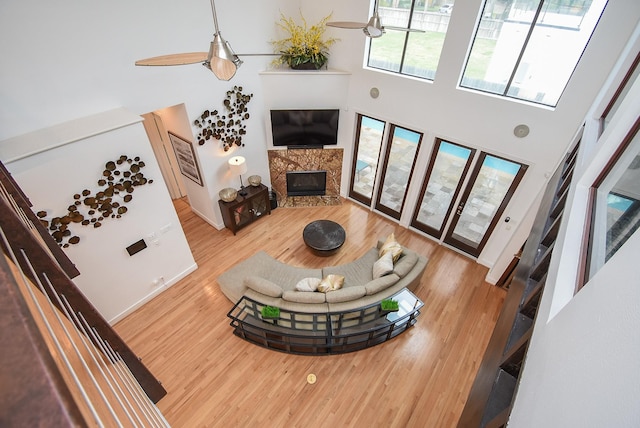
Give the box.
[268,148,342,207]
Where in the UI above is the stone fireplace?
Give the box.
[268,148,342,207]
[286,170,327,196]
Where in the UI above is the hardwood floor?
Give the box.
[114,197,506,427]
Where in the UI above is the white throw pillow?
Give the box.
[295,277,322,292]
[373,251,394,279]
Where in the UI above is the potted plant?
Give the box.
[380,299,399,314]
[261,305,281,319]
[271,11,338,70]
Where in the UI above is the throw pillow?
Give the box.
[379,233,403,263]
[373,251,394,279]
[317,274,345,293]
[393,251,419,278]
[244,276,283,298]
[295,277,322,292]
[364,273,400,295]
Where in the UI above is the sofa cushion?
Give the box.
[325,285,367,303]
[244,276,283,298]
[322,248,378,285]
[364,273,400,295]
[373,251,394,279]
[379,233,403,262]
[317,274,345,293]
[282,290,326,303]
[393,250,419,278]
[295,277,322,292]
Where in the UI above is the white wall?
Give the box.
[0,0,637,277]
[508,21,640,427]
[509,235,640,427]
[0,109,197,323]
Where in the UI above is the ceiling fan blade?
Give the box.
[326,21,367,30]
[384,26,426,33]
[135,52,208,66]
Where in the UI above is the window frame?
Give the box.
[366,0,454,81]
[374,123,423,220]
[460,0,609,107]
[348,114,386,207]
[581,116,640,290]
[410,138,476,239]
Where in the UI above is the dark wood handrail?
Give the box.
[0,160,166,405]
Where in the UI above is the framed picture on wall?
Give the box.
[168,132,203,186]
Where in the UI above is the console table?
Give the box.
[218,184,270,235]
[227,288,423,355]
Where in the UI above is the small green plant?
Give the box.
[261,306,281,319]
[380,299,399,312]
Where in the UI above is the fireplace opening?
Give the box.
[286,170,327,196]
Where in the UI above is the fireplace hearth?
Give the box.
[286,170,327,196]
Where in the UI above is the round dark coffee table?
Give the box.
[303,220,346,256]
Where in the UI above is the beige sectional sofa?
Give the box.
[217,239,429,313]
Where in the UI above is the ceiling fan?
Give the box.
[135,0,271,81]
[327,1,424,38]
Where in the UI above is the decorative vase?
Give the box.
[290,61,325,70]
[248,175,262,187]
[219,188,238,202]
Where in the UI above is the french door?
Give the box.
[412,144,528,257]
[349,115,386,206]
[411,139,476,238]
[349,114,423,221]
[349,114,528,258]
[374,124,422,219]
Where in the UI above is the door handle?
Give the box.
[456,201,465,215]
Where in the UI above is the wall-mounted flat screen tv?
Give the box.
[270,109,339,148]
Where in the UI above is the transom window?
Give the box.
[461,0,609,107]
[367,0,455,80]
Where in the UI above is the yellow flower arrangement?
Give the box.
[271,12,338,70]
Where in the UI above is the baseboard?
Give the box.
[109,262,198,325]
[191,206,224,230]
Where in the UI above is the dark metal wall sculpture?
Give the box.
[37,155,153,247]
[193,85,254,151]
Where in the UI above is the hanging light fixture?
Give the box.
[203,0,243,80]
[363,12,385,38]
[136,0,279,80]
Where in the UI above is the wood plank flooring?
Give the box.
[114,198,505,427]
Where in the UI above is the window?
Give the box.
[374,124,422,219]
[367,0,455,80]
[461,0,608,107]
[600,52,640,133]
[411,139,476,238]
[349,115,385,206]
[585,117,640,283]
